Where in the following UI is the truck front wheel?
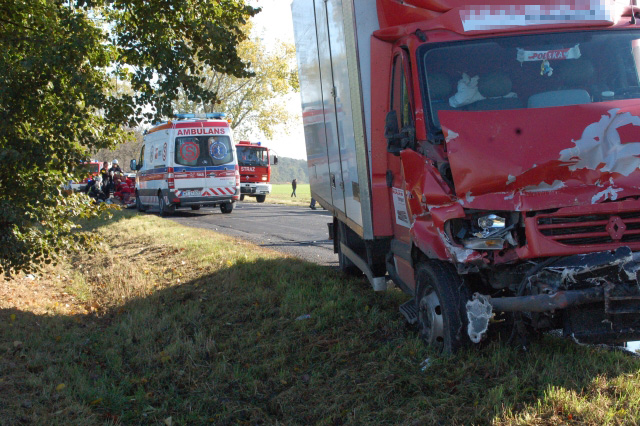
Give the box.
[256,194,266,203]
[415,261,469,353]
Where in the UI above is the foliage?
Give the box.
[173,27,299,139]
[0,0,257,274]
[271,156,309,184]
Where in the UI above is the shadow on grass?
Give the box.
[3,254,640,424]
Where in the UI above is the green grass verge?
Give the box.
[2,210,640,424]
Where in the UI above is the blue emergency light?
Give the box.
[175,112,226,120]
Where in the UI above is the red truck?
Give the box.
[236,140,277,203]
[292,0,640,351]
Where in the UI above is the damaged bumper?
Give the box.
[466,247,640,344]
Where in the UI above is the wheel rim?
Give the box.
[418,285,445,347]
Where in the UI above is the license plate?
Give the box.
[182,189,200,197]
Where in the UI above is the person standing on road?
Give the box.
[291,178,297,197]
[309,197,316,210]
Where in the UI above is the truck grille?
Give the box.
[537,211,640,246]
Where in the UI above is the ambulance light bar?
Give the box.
[175,112,226,120]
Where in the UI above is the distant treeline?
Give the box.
[271,157,309,184]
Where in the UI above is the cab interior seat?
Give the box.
[465,71,523,111]
[427,72,458,128]
[527,59,595,108]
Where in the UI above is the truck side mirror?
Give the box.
[385,110,416,156]
[273,156,278,165]
[385,110,402,156]
[130,159,137,172]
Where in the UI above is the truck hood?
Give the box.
[439,100,640,211]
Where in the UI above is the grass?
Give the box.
[2,210,640,424]
[242,183,312,207]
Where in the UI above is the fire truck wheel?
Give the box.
[256,195,266,203]
[239,194,245,201]
[220,202,233,214]
[415,261,469,353]
[136,193,147,212]
[158,193,175,217]
[191,205,201,211]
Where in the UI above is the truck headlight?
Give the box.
[478,214,505,230]
[449,213,518,250]
[261,176,267,181]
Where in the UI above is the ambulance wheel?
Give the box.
[190,205,201,211]
[136,193,146,212]
[415,260,469,353]
[239,194,245,201]
[220,202,233,214]
[158,193,175,217]
[256,195,266,203]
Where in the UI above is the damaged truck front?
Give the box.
[292,0,640,352]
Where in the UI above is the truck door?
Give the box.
[314,0,347,215]
[388,50,414,243]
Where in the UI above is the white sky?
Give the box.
[250,0,307,160]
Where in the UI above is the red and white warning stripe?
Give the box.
[201,187,236,196]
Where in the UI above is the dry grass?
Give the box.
[2,210,640,424]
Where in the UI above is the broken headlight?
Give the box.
[450,213,518,250]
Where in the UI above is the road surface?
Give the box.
[166,202,337,266]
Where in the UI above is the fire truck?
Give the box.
[236,141,278,203]
[293,0,640,351]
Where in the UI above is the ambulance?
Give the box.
[130,113,240,215]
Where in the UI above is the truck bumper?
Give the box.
[466,247,640,344]
[240,183,271,195]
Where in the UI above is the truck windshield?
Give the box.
[174,136,233,167]
[420,31,640,129]
[237,146,268,167]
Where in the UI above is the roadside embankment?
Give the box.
[1,211,640,424]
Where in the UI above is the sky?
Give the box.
[250,0,307,160]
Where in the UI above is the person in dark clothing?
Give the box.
[100,162,109,195]
[106,159,122,196]
[309,197,316,210]
[291,178,297,197]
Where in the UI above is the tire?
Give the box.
[158,193,175,217]
[191,205,201,211]
[415,260,470,353]
[220,202,233,214]
[256,194,266,203]
[337,221,360,276]
[136,193,147,212]
[239,194,245,201]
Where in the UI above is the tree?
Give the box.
[0,0,258,274]
[173,28,299,139]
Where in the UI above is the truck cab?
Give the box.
[236,141,277,203]
[293,0,640,351]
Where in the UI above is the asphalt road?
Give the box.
[165,202,337,267]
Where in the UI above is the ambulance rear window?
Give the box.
[175,136,234,167]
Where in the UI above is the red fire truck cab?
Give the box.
[236,141,278,203]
